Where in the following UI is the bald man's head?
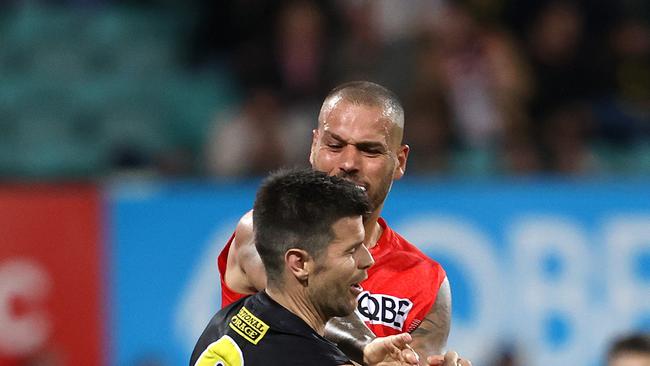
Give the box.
[318,81,405,148]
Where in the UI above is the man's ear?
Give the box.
[286,248,311,283]
[394,144,410,180]
[309,129,319,166]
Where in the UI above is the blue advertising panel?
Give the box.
[109,179,650,366]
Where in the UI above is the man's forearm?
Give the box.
[325,314,375,365]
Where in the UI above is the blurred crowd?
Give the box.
[1,0,649,179]
[195,0,650,178]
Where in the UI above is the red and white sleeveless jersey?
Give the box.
[355,218,446,336]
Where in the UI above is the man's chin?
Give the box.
[331,303,358,318]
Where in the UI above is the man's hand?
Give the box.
[362,333,419,366]
[426,351,472,366]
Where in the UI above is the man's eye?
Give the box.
[327,144,343,149]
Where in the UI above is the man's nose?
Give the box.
[338,145,361,174]
[357,243,375,270]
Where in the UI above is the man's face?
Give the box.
[307,216,373,318]
[609,353,650,366]
[310,100,408,213]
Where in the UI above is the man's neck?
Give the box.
[265,286,328,335]
[363,207,384,249]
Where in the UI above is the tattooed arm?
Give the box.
[410,278,451,358]
[411,277,472,366]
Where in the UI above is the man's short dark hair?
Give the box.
[608,333,650,362]
[253,168,370,285]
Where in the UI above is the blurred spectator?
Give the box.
[187,0,341,102]
[204,87,290,177]
[509,0,617,89]
[499,124,543,175]
[331,1,384,84]
[403,85,456,174]
[418,1,533,152]
[521,0,615,120]
[607,333,650,366]
[274,0,337,102]
[186,0,279,86]
[331,1,429,97]
[592,14,650,146]
[2,0,650,178]
[540,102,600,174]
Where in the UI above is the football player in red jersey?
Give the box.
[218,81,470,366]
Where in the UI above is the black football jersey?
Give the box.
[190,291,351,366]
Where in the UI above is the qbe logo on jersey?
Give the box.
[355,291,413,330]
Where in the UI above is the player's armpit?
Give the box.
[325,313,376,365]
[409,277,451,358]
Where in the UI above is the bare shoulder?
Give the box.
[232,210,254,250]
[225,210,266,293]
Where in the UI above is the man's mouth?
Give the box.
[348,180,367,192]
[336,174,367,192]
[350,283,363,296]
[349,273,367,296]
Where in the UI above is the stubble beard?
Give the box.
[368,172,393,216]
[311,284,356,320]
